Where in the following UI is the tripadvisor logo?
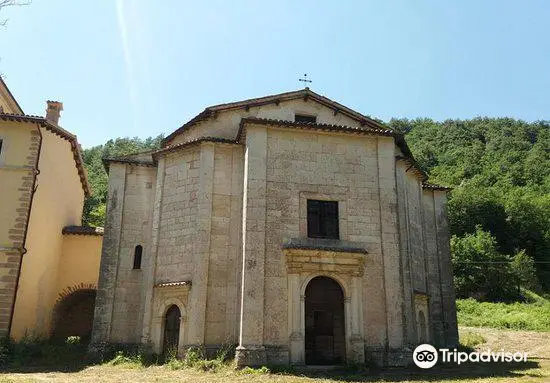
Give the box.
[413,344,438,369]
[413,344,528,369]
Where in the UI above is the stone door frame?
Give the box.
[285,248,366,365]
[152,298,186,356]
[301,274,350,365]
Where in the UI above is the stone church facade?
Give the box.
[91,89,458,366]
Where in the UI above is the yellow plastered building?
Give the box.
[0,77,102,341]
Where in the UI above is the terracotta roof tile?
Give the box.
[62,225,104,236]
[239,118,428,183]
[152,137,238,158]
[0,113,91,197]
[238,117,394,140]
[422,183,452,191]
[102,157,155,169]
[163,88,388,145]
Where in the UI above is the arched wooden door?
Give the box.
[305,276,345,365]
[163,305,181,355]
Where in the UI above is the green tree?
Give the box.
[510,250,539,292]
[390,117,550,294]
[447,188,510,253]
[451,227,517,301]
[81,135,163,227]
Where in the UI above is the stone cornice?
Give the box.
[283,238,367,277]
[154,281,192,288]
[282,237,367,254]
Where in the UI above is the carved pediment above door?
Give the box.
[282,237,367,276]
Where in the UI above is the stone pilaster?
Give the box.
[421,190,445,346]
[236,125,267,366]
[225,146,244,341]
[91,163,126,344]
[434,191,459,347]
[395,160,417,347]
[141,157,165,344]
[349,276,365,363]
[287,273,303,364]
[376,137,404,351]
[0,127,40,337]
[0,249,22,337]
[186,142,214,345]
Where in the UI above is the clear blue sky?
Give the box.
[1,0,549,148]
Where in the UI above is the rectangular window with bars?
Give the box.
[307,199,339,239]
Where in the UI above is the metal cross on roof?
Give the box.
[299,73,312,88]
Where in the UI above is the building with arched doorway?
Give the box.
[0,77,103,342]
[92,88,458,367]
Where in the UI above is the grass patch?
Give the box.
[1,328,549,382]
[163,344,234,372]
[460,331,486,348]
[238,366,270,375]
[105,351,147,369]
[457,294,550,332]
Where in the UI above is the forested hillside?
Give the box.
[81,117,550,299]
[389,118,550,295]
[81,135,164,227]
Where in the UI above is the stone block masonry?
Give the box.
[91,93,458,367]
[0,127,40,337]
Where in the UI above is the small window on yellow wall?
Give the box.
[133,245,143,269]
[0,139,3,156]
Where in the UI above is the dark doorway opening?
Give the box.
[305,276,345,365]
[51,289,96,343]
[163,305,181,355]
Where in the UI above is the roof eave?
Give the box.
[102,157,156,173]
[0,77,24,114]
[0,113,91,197]
[152,137,239,160]
[62,225,104,236]
[239,118,428,183]
[422,183,453,192]
[162,89,389,146]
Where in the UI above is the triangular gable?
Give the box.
[163,88,386,146]
[0,113,91,196]
[0,76,24,114]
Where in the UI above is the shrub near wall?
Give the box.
[0,336,88,368]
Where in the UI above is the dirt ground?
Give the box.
[1,327,548,383]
